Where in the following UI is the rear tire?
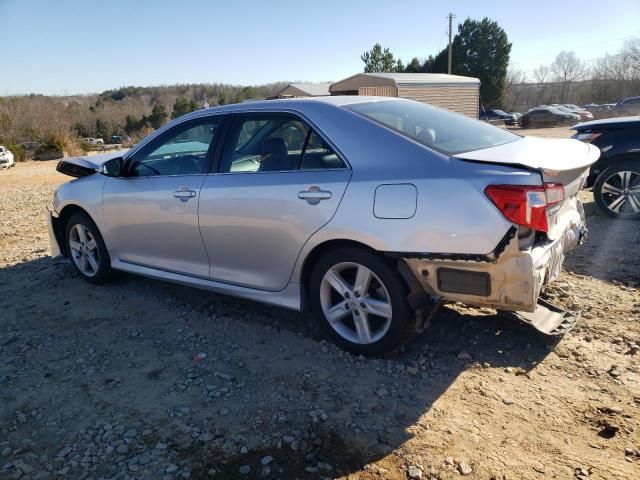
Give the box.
[593,161,640,220]
[309,247,416,356]
[65,212,113,283]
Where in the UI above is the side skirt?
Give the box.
[111,259,302,311]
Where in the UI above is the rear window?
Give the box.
[345,100,519,155]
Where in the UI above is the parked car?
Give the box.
[111,135,123,144]
[518,107,579,128]
[83,137,105,145]
[509,112,522,124]
[479,108,517,125]
[571,116,640,219]
[48,97,597,355]
[559,104,593,121]
[611,96,640,116]
[0,145,15,169]
[582,103,616,119]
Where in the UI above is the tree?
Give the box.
[426,17,512,107]
[217,93,227,106]
[148,103,167,129]
[551,51,585,103]
[502,68,525,111]
[125,115,147,135]
[171,96,198,119]
[405,57,423,73]
[361,43,400,73]
[533,65,551,104]
[235,86,258,103]
[95,118,111,140]
[533,65,550,84]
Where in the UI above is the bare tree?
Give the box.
[551,51,586,103]
[533,65,550,84]
[533,65,551,104]
[502,68,526,111]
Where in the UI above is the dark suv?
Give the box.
[612,96,640,117]
[571,116,640,219]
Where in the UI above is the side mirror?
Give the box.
[101,157,124,177]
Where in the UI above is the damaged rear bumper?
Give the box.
[401,200,587,314]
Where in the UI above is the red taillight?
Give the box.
[485,183,565,232]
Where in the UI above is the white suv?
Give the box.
[0,146,15,169]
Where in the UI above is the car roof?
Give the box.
[175,96,408,123]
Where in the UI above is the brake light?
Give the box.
[485,183,565,232]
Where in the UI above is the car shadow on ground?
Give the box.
[563,199,640,286]
[0,256,560,479]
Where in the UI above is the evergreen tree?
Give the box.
[361,43,400,72]
[171,97,198,119]
[426,17,512,107]
[148,103,168,129]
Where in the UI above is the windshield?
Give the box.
[345,100,519,155]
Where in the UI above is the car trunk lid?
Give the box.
[453,136,599,184]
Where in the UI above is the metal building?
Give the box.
[269,83,331,99]
[329,73,481,117]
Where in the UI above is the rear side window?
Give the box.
[345,100,519,155]
[221,113,346,173]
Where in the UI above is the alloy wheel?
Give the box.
[319,262,392,344]
[69,224,100,277]
[600,170,640,216]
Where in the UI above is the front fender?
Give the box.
[53,175,108,246]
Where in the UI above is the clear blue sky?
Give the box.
[1,0,638,95]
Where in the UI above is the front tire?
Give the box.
[593,161,640,220]
[65,212,113,283]
[309,247,415,356]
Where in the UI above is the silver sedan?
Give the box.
[48,97,599,355]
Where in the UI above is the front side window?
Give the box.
[129,118,222,177]
[346,100,519,155]
[221,114,345,173]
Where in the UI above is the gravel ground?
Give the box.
[1,128,639,480]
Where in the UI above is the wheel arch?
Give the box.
[56,204,98,256]
[298,238,424,311]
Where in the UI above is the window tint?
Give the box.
[346,100,519,155]
[301,131,344,170]
[130,118,221,177]
[221,114,344,173]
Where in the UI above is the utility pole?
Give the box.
[447,12,456,75]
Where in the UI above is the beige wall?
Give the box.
[358,86,397,96]
[330,74,396,93]
[398,86,479,117]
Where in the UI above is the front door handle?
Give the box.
[174,187,197,202]
[298,186,332,205]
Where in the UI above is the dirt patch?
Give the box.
[0,159,639,480]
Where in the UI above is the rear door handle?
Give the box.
[174,188,197,201]
[298,186,332,205]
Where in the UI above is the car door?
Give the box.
[102,115,226,278]
[198,112,351,291]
